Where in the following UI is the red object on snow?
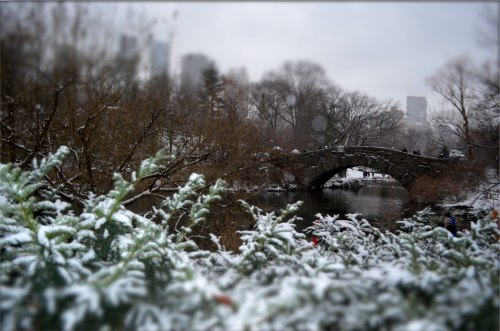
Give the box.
[311,236,319,246]
[213,294,234,308]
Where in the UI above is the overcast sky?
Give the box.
[109,2,497,110]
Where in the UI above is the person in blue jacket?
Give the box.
[443,211,458,236]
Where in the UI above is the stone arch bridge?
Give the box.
[268,146,455,190]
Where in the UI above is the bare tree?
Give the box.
[323,90,404,147]
[249,78,289,144]
[428,3,499,164]
[428,57,478,159]
[473,4,499,158]
[261,61,333,148]
[250,61,404,149]
[476,3,499,53]
[0,3,215,206]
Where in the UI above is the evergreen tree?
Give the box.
[200,63,225,121]
[1,146,499,330]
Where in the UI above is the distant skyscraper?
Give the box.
[150,41,169,78]
[405,96,430,154]
[116,35,139,79]
[406,96,427,125]
[180,53,212,89]
[226,67,249,87]
[118,35,139,61]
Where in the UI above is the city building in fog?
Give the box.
[406,96,427,125]
[118,35,139,62]
[226,67,249,87]
[116,35,139,79]
[180,53,212,89]
[150,41,169,78]
[404,96,430,154]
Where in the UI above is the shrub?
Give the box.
[1,147,499,330]
[409,175,466,204]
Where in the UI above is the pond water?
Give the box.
[130,181,430,251]
[245,182,428,233]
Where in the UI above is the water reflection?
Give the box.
[129,183,428,252]
[247,184,426,232]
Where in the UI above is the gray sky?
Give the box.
[111,2,497,110]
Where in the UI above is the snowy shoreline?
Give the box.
[261,167,398,192]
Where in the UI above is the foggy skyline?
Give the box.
[108,2,496,109]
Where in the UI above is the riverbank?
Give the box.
[436,168,499,214]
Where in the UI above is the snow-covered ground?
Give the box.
[260,167,398,191]
[323,167,396,188]
[440,167,500,211]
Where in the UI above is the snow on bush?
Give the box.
[1,147,499,331]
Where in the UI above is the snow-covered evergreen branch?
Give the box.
[1,146,498,331]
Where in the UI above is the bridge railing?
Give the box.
[293,146,447,160]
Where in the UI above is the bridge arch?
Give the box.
[271,146,453,190]
[307,165,400,190]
